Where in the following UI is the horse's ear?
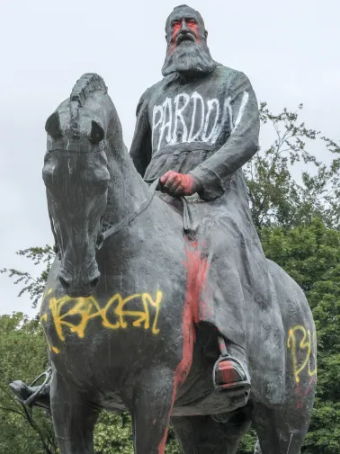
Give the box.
[90,121,105,144]
[45,112,63,139]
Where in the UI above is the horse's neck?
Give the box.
[103,138,149,226]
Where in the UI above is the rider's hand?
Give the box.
[160,170,202,197]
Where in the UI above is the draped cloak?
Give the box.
[130,65,285,403]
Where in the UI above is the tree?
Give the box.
[245,103,340,231]
[0,313,57,454]
[1,104,340,453]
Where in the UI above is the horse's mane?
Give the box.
[69,73,108,138]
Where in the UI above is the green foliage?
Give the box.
[245,103,340,230]
[0,246,54,309]
[93,412,181,453]
[0,313,57,454]
[1,104,340,453]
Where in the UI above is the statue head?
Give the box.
[42,74,113,297]
[162,5,217,78]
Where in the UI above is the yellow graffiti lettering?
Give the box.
[144,291,163,335]
[40,290,163,348]
[40,321,60,355]
[287,325,317,383]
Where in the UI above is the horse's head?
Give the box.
[42,74,115,297]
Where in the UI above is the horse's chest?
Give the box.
[40,287,164,359]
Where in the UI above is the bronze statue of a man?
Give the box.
[130,3,284,395]
[13,4,285,407]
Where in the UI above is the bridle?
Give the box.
[48,173,160,259]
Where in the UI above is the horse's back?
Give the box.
[267,259,314,329]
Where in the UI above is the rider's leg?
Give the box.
[10,378,51,411]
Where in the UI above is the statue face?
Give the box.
[162,5,216,77]
[169,14,200,50]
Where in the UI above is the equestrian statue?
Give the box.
[11,5,317,453]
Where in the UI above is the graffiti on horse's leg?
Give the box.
[40,290,163,352]
[294,376,317,409]
[287,325,317,383]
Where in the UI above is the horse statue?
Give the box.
[12,73,316,454]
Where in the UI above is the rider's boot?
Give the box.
[213,337,251,393]
[9,379,51,411]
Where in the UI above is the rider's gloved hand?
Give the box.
[160,170,202,197]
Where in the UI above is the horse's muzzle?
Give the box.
[58,269,101,297]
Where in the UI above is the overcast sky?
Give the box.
[0,0,339,317]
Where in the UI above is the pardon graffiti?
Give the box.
[152,90,249,151]
[287,325,317,383]
[40,289,163,350]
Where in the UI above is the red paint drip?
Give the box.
[157,241,209,453]
[295,376,317,409]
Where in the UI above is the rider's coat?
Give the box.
[130,65,285,403]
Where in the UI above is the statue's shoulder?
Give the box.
[214,64,250,84]
[138,80,164,103]
[136,79,164,114]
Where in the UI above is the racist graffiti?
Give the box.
[287,325,317,383]
[40,289,163,352]
[152,90,249,151]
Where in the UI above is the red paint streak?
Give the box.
[218,361,240,384]
[295,376,317,409]
[169,19,200,54]
[157,241,209,453]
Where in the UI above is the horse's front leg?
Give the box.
[51,372,99,454]
[129,366,177,454]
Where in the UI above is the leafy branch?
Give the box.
[0,246,55,309]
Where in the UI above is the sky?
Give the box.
[0,0,339,317]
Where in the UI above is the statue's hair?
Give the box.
[69,73,107,138]
[173,4,190,10]
[166,5,205,31]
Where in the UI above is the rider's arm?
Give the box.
[130,89,153,178]
[189,71,260,201]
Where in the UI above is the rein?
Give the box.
[98,178,160,245]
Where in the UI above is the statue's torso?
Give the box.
[144,66,239,181]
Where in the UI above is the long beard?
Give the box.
[162,41,217,78]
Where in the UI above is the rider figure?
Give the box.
[12,4,286,407]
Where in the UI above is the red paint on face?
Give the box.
[157,241,209,453]
[169,18,200,54]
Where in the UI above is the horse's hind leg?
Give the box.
[253,383,315,454]
[50,372,99,454]
[171,407,252,453]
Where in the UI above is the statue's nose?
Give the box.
[181,20,189,33]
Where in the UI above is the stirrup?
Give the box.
[213,337,251,393]
[213,356,251,393]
